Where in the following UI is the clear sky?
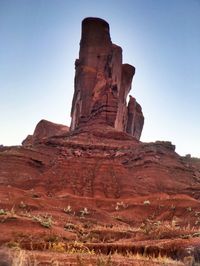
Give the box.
[0,0,200,157]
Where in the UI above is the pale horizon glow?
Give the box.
[0,0,200,157]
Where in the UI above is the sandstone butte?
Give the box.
[0,17,200,265]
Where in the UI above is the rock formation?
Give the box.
[126,96,144,139]
[70,17,144,139]
[0,17,200,265]
[22,119,69,146]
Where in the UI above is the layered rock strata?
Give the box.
[70,17,144,139]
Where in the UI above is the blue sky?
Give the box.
[0,0,200,157]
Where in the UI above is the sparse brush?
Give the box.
[6,241,21,250]
[113,251,182,265]
[96,256,113,266]
[143,200,150,205]
[186,206,192,212]
[19,201,27,209]
[80,207,89,217]
[115,201,127,211]
[64,222,77,231]
[33,214,53,228]
[0,208,7,215]
[50,242,66,253]
[66,241,95,255]
[64,205,72,213]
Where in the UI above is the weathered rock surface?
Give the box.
[70,17,144,140]
[22,119,69,146]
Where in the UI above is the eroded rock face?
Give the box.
[22,119,69,146]
[70,17,144,139]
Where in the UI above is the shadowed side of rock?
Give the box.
[70,17,144,140]
[126,96,144,139]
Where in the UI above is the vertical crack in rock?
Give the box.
[70,17,144,140]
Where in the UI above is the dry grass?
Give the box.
[0,248,184,266]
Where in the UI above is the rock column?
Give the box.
[70,17,144,140]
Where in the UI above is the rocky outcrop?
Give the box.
[22,119,69,146]
[70,17,144,140]
[126,96,144,139]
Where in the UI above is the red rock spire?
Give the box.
[70,17,144,140]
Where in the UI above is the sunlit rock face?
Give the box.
[22,119,69,146]
[70,17,144,139]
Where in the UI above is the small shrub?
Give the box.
[66,241,95,255]
[115,201,127,211]
[143,200,150,205]
[64,223,76,231]
[33,214,53,228]
[6,241,20,249]
[0,209,7,215]
[186,207,192,212]
[64,205,72,214]
[96,255,113,266]
[50,242,66,252]
[192,232,200,237]
[180,234,191,239]
[80,207,89,217]
[19,201,27,209]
